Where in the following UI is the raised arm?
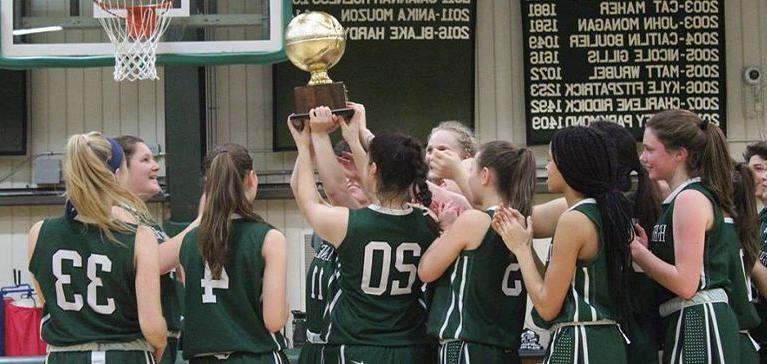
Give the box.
[418,210,488,282]
[339,106,373,203]
[134,225,167,362]
[631,189,710,299]
[289,109,350,247]
[309,110,364,209]
[347,102,375,150]
[261,229,288,332]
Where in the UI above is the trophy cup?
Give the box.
[284,11,354,131]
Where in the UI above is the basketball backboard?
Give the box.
[0,0,291,68]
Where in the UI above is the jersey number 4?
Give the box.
[201,264,230,303]
[52,250,115,314]
[361,241,421,296]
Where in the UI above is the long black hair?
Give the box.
[551,126,635,322]
[590,121,661,234]
[368,133,439,234]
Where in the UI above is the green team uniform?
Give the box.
[28,216,155,364]
[120,204,183,364]
[624,192,662,364]
[648,178,739,364]
[753,208,767,361]
[722,219,761,363]
[626,268,661,364]
[426,208,526,364]
[180,219,288,363]
[323,205,438,364]
[298,237,338,364]
[146,221,183,364]
[533,199,628,364]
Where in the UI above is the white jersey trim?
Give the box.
[368,204,413,215]
[567,198,596,212]
[454,256,469,338]
[707,302,725,363]
[582,267,597,321]
[670,306,684,363]
[91,351,106,364]
[438,260,462,338]
[662,177,702,204]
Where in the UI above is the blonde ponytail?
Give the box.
[64,131,152,243]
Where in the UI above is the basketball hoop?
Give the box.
[94,1,173,81]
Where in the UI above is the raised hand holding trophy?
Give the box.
[284,11,354,131]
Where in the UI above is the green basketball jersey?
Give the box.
[119,204,183,332]
[532,199,621,328]
[648,178,730,303]
[304,238,338,337]
[722,219,761,330]
[180,219,287,358]
[325,204,438,346]
[145,223,183,332]
[28,216,143,346]
[426,208,527,349]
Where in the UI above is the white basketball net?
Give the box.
[94,1,173,81]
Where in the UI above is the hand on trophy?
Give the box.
[287,114,312,152]
[339,110,361,147]
[309,106,340,134]
[346,102,365,126]
[308,106,340,143]
[347,101,375,149]
[285,12,354,131]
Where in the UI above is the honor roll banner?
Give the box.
[273,1,476,150]
[521,0,726,145]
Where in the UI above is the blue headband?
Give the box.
[107,138,124,173]
[66,137,124,220]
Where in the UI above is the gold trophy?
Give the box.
[284,11,354,130]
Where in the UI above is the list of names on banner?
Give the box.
[273,1,475,150]
[291,0,473,41]
[521,0,726,144]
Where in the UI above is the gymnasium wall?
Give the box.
[1,0,767,343]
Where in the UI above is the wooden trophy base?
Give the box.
[290,82,355,131]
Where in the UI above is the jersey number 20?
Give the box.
[52,250,115,314]
[361,241,421,296]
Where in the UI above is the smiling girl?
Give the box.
[28,132,166,363]
[631,109,740,363]
[114,135,199,364]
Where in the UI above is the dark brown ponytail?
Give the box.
[646,110,734,217]
[199,143,266,279]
